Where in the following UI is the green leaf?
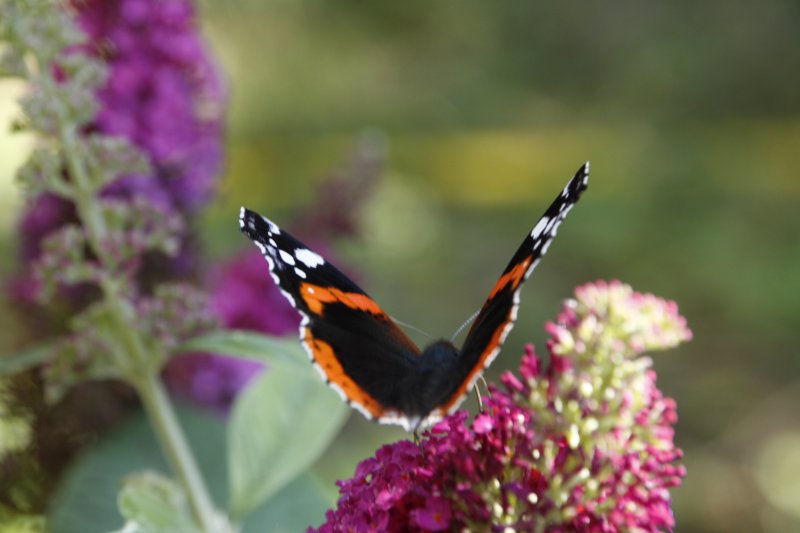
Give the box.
[48,407,228,533]
[0,343,54,375]
[48,405,336,533]
[176,330,307,368]
[227,363,349,518]
[115,471,198,533]
[241,474,334,533]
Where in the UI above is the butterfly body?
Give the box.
[240,163,589,431]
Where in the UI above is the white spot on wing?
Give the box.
[279,249,296,265]
[263,217,281,234]
[531,216,549,239]
[245,210,401,428]
[295,248,325,268]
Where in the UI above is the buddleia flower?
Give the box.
[313,281,690,532]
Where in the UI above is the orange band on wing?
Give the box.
[441,321,507,414]
[302,328,386,419]
[488,256,532,299]
[439,257,532,414]
[300,282,387,317]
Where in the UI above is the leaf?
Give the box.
[115,471,198,533]
[176,330,307,368]
[48,405,336,533]
[0,343,54,375]
[48,407,228,533]
[227,363,349,518]
[241,474,334,533]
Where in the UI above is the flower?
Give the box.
[312,281,690,532]
[77,0,226,212]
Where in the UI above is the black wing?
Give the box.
[239,208,423,430]
[433,163,590,418]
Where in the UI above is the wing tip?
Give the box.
[577,161,590,189]
[239,206,261,239]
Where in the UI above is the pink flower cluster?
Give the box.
[78,0,226,211]
[314,405,537,533]
[313,281,691,532]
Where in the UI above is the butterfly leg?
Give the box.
[474,375,492,412]
[412,425,428,456]
[474,383,484,411]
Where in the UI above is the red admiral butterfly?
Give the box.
[240,162,589,431]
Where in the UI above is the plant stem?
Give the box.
[58,121,222,531]
[9,4,223,529]
[133,369,221,531]
[98,273,220,530]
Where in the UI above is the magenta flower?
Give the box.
[77,0,226,212]
[312,281,691,532]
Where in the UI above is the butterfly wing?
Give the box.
[432,162,590,418]
[239,208,422,428]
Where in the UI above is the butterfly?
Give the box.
[239,162,589,432]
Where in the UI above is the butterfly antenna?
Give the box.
[450,309,480,343]
[392,316,434,341]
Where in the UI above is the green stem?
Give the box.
[97,274,220,530]
[132,368,221,531]
[55,97,222,532]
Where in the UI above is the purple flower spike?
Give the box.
[76,0,227,212]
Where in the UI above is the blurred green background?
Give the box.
[2,2,799,532]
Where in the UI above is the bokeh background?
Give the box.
[2,2,799,531]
